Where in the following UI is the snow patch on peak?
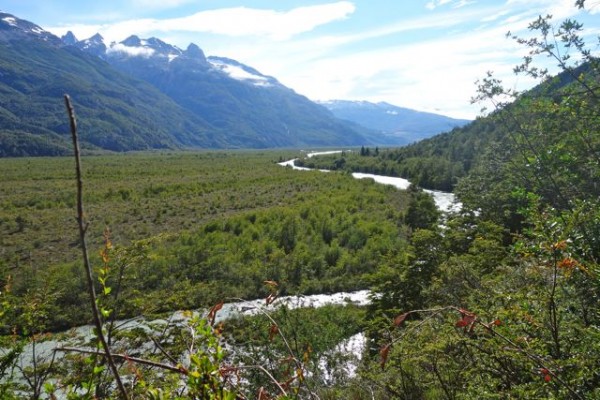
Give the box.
[108,43,155,58]
[81,33,105,46]
[2,16,17,27]
[79,34,106,50]
[112,36,180,59]
[208,58,273,87]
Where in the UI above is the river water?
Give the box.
[279,151,461,213]
[5,291,371,384]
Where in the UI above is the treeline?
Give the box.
[298,118,506,192]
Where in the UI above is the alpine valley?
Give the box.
[0,11,465,156]
[319,100,470,145]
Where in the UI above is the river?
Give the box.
[278,151,461,213]
[5,291,371,384]
[276,150,462,380]
[6,151,460,393]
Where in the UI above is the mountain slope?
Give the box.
[0,12,372,156]
[70,33,370,148]
[0,12,219,156]
[319,100,471,144]
[331,59,600,198]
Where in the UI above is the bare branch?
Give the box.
[64,94,128,399]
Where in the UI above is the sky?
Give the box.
[2,0,599,119]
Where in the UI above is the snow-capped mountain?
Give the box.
[74,33,107,57]
[64,31,368,148]
[207,56,278,88]
[0,11,60,44]
[65,31,281,89]
[0,11,371,156]
[319,100,471,144]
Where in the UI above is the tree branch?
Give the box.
[64,94,128,399]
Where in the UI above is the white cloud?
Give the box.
[227,4,558,119]
[107,43,155,57]
[130,0,196,10]
[426,0,451,10]
[588,0,600,14]
[505,0,579,18]
[426,0,467,10]
[160,2,356,40]
[47,2,356,43]
[453,0,478,9]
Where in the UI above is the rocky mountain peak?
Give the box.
[61,30,78,45]
[75,33,107,57]
[184,43,206,61]
[121,35,142,47]
[0,12,61,44]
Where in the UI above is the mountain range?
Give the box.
[0,11,467,156]
[319,100,471,144]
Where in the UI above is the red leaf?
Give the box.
[207,302,224,326]
[540,368,552,382]
[269,324,279,341]
[380,343,391,369]
[558,257,579,270]
[493,319,502,326]
[456,309,477,332]
[394,312,409,327]
[456,319,469,328]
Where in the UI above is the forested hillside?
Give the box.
[0,15,219,156]
[303,60,598,195]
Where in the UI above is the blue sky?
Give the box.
[3,0,599,119]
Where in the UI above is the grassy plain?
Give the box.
[0,150,412,330]
[1,151,291,266]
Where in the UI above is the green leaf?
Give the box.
[93,365,105,375]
